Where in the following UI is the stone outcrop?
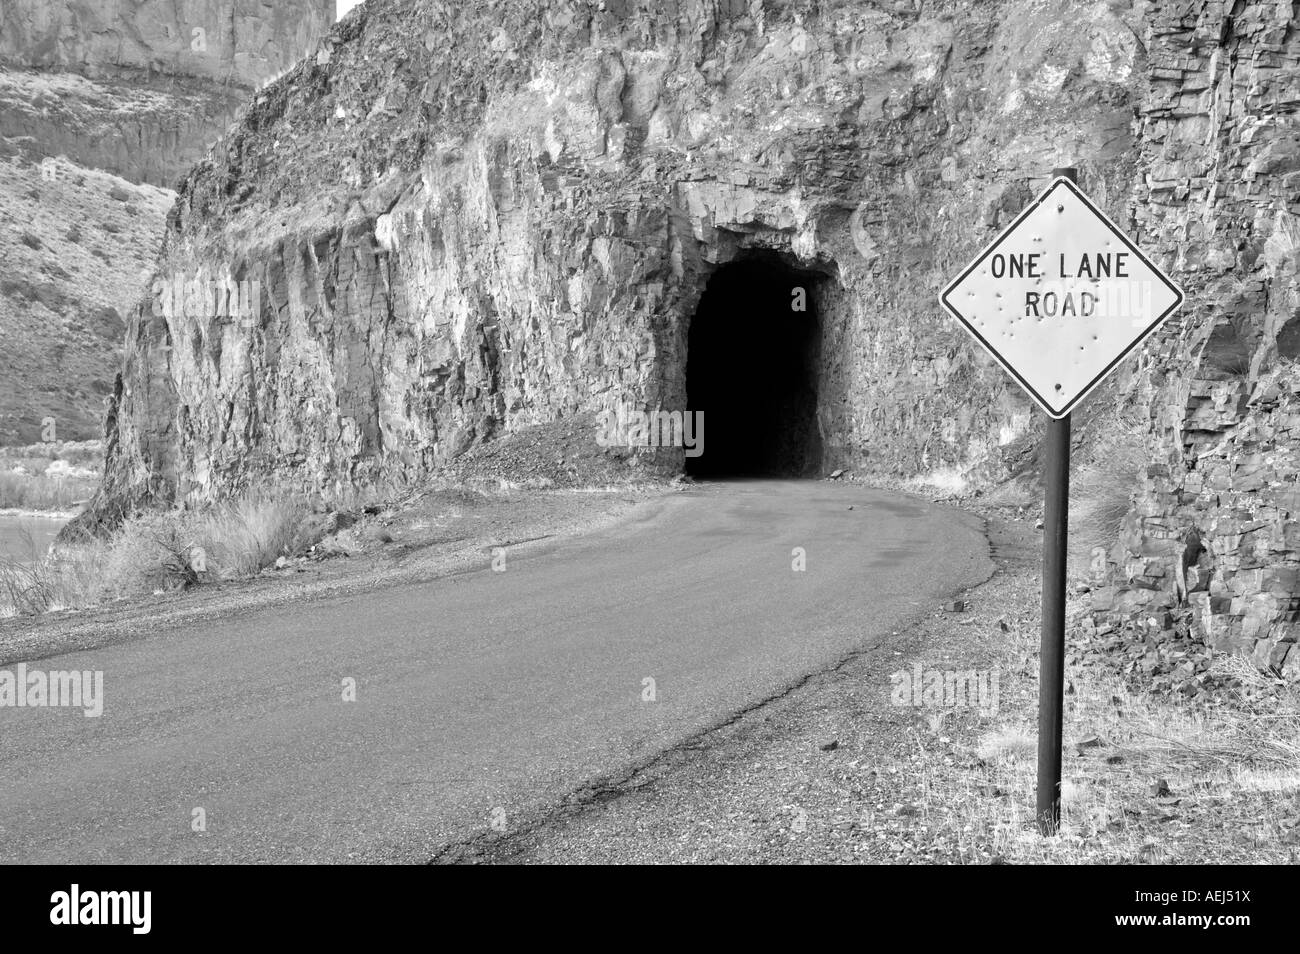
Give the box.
[0,155,174,444]
[0,0,336,88]
[79,0,1300,678]
[1093,1,1300,680]
[88,0,1145,517]
[0,0,336,186]
[0,69,247,188]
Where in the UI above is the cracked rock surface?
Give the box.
[77,0,1300,676]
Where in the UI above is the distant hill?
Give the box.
[0,1,335,444]
[0,154,172,444]
[0,0,336,188]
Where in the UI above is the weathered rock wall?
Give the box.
[0,0,336,88]
[0,1,335,186]
[0,3,336,444]
[87,0,1149,520]
[0,69,247,187]
[83,1,1300,682]
[1094,0,1300,678]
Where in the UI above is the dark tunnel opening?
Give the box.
[684,253,823,478]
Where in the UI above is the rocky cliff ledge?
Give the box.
[1094,1,1300,678]
[0,0,335,88]
[91,0,1142,504]
[0,1,335,442]
[0,0,335,186]
[84,0,1300,676]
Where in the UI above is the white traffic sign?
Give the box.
[940,176,1184,418]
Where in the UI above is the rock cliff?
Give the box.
[0,1,334,442]
[92,0,1143,505]
[1,0,335,87]
[0,155,174,444]
[1094,0,1300,679]
[0,0,336,187]
[84,0,1300,676]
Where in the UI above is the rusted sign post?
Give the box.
[939,167,1184,834]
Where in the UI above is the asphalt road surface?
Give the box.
[0,481,991,863]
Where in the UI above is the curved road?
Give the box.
[0,481,990,863]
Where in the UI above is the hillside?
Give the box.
[0,154,172,444]
[0,1,336,445]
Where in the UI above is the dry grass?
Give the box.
[912,605,1300,863]
[1068,416,1147,579]
[191,495,314,577]
[0,470,99,511]
[0,492,318,617]
[0,439,104,511]
[975,728,1035,764]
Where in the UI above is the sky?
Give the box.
[336,0,366,19]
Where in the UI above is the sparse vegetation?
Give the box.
[193,494,317,578]
[1068,415,1147,577]
[869,519,1300,864]
[0,440,104,511]
[975,727,1034,764]
[0,154,171,443]
[0,492,320,617]
[930,630,1300,864]
[0,470,97,511]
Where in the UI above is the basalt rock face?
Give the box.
[0,0,336,186]
[0,2,334,444]
[86,0,1148,523]
[86,2,1300,682]
[1091,1,1300,679]
[0,69,247,189]
[0,0,335,87]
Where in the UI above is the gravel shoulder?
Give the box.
[447,504,1299,865]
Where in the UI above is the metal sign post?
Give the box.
[1038,408,1070,833]
[939,166,1184,836]
[1036,165,1075,835]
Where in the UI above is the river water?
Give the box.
[0,514,68,563]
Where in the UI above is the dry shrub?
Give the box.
[1069,418,1147,578]
[0,493,318,617]
[195,494,313,578]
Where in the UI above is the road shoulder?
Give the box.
[0,486,669,666]
[447,505,1299,864]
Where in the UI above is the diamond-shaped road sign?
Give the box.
[940,177,1184,418]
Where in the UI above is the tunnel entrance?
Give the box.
[685,253,823,478]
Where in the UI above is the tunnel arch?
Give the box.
[684,251,825,478]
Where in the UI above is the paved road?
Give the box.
[0,481,991,863]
